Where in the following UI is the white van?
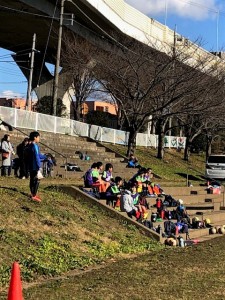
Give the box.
[205,154,225,179]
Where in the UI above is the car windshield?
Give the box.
[208,156,225,164]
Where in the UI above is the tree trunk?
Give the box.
[206,135,213,160]
[126,128,137,157]
[157,119,165,159]
[117,106,124,130]
[74,96,82,121]
[184,136,192,161]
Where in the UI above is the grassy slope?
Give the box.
[0,177,161,293]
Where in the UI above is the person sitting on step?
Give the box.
[127,154,140,168]
[102,163,114,186]
[91,161,108,196]
[130,182,148,219]
[83,163,97,188]
[105,176,123,208]
[120,188,141,220]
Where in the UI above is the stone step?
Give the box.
[49,152,118,159]
[189,210,225,223]
[163,186,224,196]
[151,214,225,241]
[146,195,223,207]
[42,145,107,152]
[170,194,223,202]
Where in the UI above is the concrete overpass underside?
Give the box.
[0,0,120,100]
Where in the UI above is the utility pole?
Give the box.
[52,0,65,116]
[26,33,36,111]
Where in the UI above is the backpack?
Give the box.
[177,205,185,213]
[156,198,163,209]
[166,196,178,207]
[181,223,189,233]
[164,221,176,235]
[192,220,205,229]
[164,195,174,206]
[143,220,153,229]
[151,212,157,222]
[166,210,172,220]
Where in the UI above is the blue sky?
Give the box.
[0,0,225,99]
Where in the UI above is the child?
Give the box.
[102,163,113,185]
[84,163,96,187]
[134,168,147,193]
[127,154,140,168]
[26,131,46,202]
[130,183,147,218]
[105,176,123,208]
[144,168,153,182]
[91,161,108,194]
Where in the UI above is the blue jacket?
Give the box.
[27,143,46,171]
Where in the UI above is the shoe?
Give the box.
[31,195,41,202]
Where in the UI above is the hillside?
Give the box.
[0,177,161,294]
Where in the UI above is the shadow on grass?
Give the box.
[175,173,202,181]
[0,186,29,197]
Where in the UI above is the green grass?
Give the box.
[0,177,161,294]
[20,236,225,300]
[106,144,206,185]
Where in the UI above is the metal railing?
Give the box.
[0,106,186,149]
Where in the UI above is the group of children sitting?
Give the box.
[83,162,164,221]
[83,161,207,242]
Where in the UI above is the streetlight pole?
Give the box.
[52,0,65,116]
[26,33,36,111]
[216,10,219,53]
[164,0,168,26]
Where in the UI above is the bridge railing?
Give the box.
[0,106,186,148]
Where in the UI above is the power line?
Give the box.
[178,0,219,14]
[0,4,59,20]
[37,0,59,86]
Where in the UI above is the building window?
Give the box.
[96,106,104,112]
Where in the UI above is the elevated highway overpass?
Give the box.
[0,0,221,103]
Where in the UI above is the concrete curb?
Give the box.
[60,185,162,243]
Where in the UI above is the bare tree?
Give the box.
[96,34,225,158]
[96,38,175,156]
[61,32,98,121]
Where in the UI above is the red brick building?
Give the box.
[0,98,33,110]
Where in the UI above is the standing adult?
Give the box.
[1,134,15,176]
[16,137,29,179]
[27,131,46,202]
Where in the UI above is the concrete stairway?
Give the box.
[0,128,137,180]
[148,186,225,242]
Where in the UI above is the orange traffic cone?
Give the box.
[7,262,23,300]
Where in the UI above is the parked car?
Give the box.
[205,154,225,179]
